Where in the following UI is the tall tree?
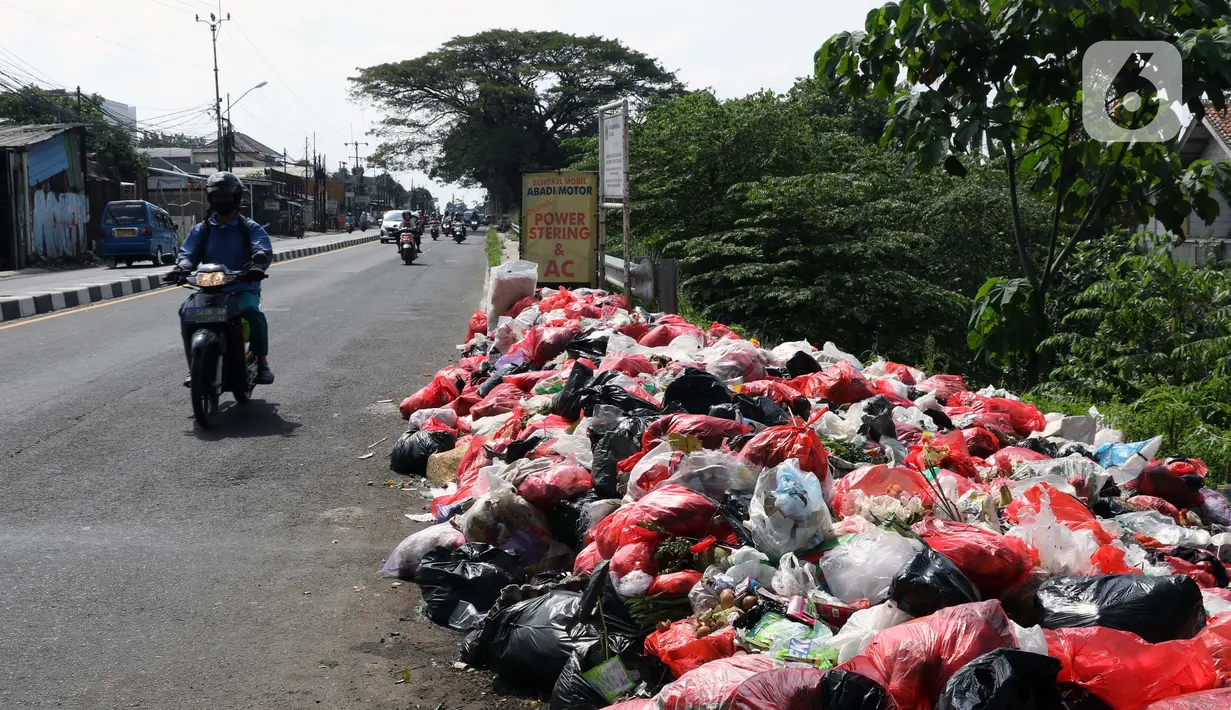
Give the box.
[0,87,146,178]
[818,0,1231,383]
[349,30,684,210]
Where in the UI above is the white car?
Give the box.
[380,210,406,243]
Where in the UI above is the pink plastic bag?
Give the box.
[470,382,525,419]
[516,462,593,509]
[839,600,1017,710]
[640,323,703,348]
[655,654,779,710]
[510,325,581,367]
[986,446,1052,476]
[599,352,657,377]
[1046,626,1219,709]
[916,374,967,402]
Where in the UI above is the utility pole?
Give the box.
[344,140,367,215]
[196,7,231,169]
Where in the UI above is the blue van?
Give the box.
[100,200,179,268]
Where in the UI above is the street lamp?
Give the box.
[222,81,268,170]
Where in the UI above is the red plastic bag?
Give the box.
[400,374,461,418]
[470,382,525,419]
[873,379,916,409]
[1125,495,1184,524]
[599,352,657,377]
[1091,544,1144,575]
[504,294,538,318]
[840,600,1018,710]
[605,701,654,710]
[655,653,778,710]
[573,542,604,575]
[510,325,581,367]
[1046,626,1219,710]
[1198,613,1231,685]
[904,430,979,480]
[707,322,738,340]
[644,618,737,678]
[947,392,1046,437]
[538,287,575,311]
[448,382,482,417]
[1127,461,1206,510]
[640,322,703,348]
[986,446,1052,476]
[960,427,1001,458]
[466,309,488,341]
[883,362,920,386]
[812,361,877,405]
[501,370,555,391]
[739,380,808,413]
[916,374,967,402]
[648,570,704,597]
[592,484,730,558]
[739,420,830,482]
[429,435,491,518]
[1005,482,1113,545]
[831,465,935,518]
[912,518,1035,598]
[619,321,651,342]
[610,541,659,581]
[642,414,750,451]
[727,667,832,710]
[516,462,593,509]
[1143,689,1231,709]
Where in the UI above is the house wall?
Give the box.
[31,187,87,258]
[1185,136,1231,239]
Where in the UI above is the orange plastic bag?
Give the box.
[643,618,737,678]
[1046,626,1218,709]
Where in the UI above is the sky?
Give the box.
[0,0,886,206]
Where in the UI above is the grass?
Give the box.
[486,227,502,267]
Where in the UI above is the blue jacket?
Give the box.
[177,214,272,292]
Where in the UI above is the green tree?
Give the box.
[349,30,683,211]
[817,0,1231,382]
[0,88,146,178]
[408,186,434,212]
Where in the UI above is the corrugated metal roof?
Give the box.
[0,123,76,149]
[139,147,194,159]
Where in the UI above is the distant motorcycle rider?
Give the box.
[171,171,275,385]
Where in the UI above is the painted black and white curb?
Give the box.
[0,235,378,323]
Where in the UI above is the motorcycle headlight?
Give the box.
[195,271,225,287]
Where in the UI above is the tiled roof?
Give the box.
[1204,105,1231,148]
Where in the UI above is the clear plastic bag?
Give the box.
[771,552,819,597]
[819,527,920,605]
[701,338,767,383]
[663,449,759,499]
[379,522,466,579]
[746,459,833,559]
[825,601,913,663]
[461,469,554,564]
[1115,510,1213,548]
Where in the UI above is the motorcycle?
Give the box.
[453,226,465,243]
[292,221,305,239]
[397,229,418,264]
[169,262,267,428]
[430,221,440,240]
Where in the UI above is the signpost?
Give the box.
[598,99,630,303]
[520,171,598,285]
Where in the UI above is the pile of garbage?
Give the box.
[379,260,1231,710]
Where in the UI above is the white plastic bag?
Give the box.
[484,260,538,331]
[1011,620,1048,656]
[818,528,919,605]
[549,433,594,470]
[626,442,676,501]
[406,407,459,431]
[1205,589,1231,618]
[1114,510,1213,548]
[746,459,833,559]
[470,411,514,437]
[771,553,819,597]
[725,547,778,587]
[1005,496,1100,576]
[825,601,912,663]
[702,338,766,383]
[378,522,465,579]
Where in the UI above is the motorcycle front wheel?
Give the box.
[190,347,221,428]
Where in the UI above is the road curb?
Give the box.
[0,235,378,323]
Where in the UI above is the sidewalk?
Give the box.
[0,231,379,322]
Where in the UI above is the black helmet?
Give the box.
[206,171,243,197]
[403,211,411,218]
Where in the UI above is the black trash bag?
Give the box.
[1092,497,1131,518]
[477,371,505,398]
[485,433,547,464]
[937,648,1064,710]
[765,365,791,379]
[390,429,456,476]
[1057,684,1113,710]
[786,350,823,378]
[566,331,609,363]
[547,492,598,551]
[1150,545,1231,588]
[858,396,897,443]
[467,561,636,690]
[589,413,653,499]
[924,408,955,431]
[889,544,981,617]
[550,640,633,710]
[582,385,660,417]
[660,367,734,415]
[820,669,892,710]
[1035,574,1206,643]
[1018,437,1060,458]
[736,394,791,427]
[553,362,595,421]
[416,543,524,629]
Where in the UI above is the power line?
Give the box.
[217,40,314,139]
[0,0,210,69]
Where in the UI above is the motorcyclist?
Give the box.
[170,171,275,385]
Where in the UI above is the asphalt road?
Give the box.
[0,233,495,709]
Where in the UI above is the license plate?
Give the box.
[183,307,229,324]
[114,228,138,237]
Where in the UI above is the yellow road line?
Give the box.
[0,241,377,332]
